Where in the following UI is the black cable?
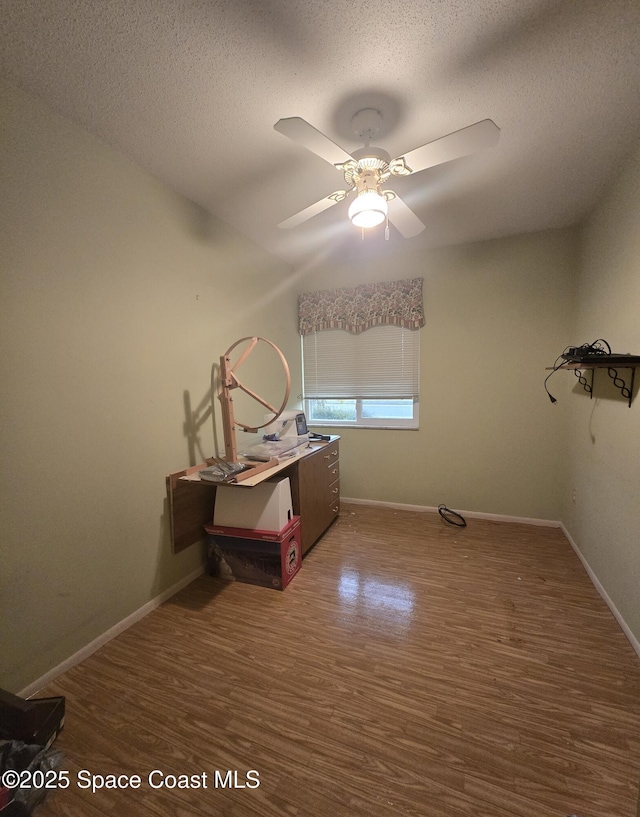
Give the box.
[588,338,611,354]
[438,504,467,527]
[544,349,570,404]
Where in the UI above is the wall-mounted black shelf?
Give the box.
[549,356,640,407]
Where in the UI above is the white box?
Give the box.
[213,477,293,533]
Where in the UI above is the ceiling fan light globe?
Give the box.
[348,190,388,229]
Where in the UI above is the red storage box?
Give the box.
[204,516,301,590]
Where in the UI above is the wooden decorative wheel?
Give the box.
[218,336,291,462]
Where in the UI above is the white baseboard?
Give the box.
[560,523,640,660]
[341,496,561,528]
[19,565,205,698]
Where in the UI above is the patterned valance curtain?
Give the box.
[298,277,425,336]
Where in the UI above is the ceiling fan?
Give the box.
[274,108,500,238]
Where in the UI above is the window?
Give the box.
[302,325,420,429]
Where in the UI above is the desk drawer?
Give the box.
[327,477,340,508]
[321,446,340,469]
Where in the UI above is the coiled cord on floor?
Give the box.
[438,504,467,527]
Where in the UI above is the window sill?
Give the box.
[309,423,420,431]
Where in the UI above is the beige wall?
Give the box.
[0,80,299,692]
[562,142,640,646]
[299,229,578,520]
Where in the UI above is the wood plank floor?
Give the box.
[36,503,640,817]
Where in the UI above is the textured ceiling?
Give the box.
[2,0,640,267]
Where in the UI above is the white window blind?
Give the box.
[302,325,420,400]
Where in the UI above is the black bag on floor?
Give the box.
[0,740,63,815]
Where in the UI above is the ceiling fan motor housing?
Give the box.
[352,167,385,196]
[342,147,392,191]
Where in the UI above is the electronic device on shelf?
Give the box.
[559,339,637,365]
[561,350,638,364]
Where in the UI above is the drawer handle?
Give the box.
[332,488,338,494]
[332,505,339,513]
[324,449,339,459]
[331,468,338,475]
[332,449,338,456]
[324,454,330,459]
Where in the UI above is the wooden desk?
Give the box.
[167,437,340,556]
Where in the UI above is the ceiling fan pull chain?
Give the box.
[385,213,390,241]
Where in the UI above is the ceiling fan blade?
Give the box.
[392,119,500,175]
[387,194,426,238]
[274,117,353,168]
[277,190,349,229]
